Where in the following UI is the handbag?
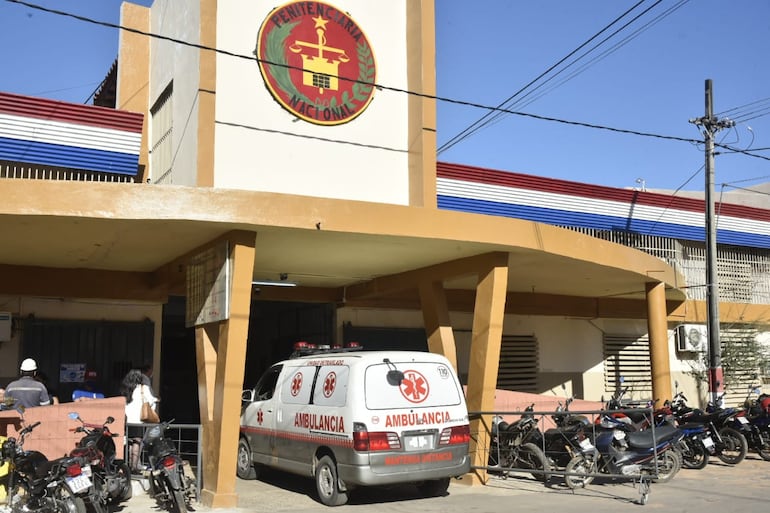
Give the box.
[140,385,160,423]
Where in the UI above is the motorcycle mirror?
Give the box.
[106,416,115,424]
[67,412,80,421]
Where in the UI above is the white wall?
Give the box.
[337,307,706,403]
[149,0,201,185]
[213,0,410,203]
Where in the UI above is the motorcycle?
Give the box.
[141,420,197,513]
[734,383,770,461]
[489,404,551,481]
[670,389,749,465]
[539,396,593,470]
[0,411,99,513]
[605,388,714,470]
[68,412,132,508]
[564,410,683,494]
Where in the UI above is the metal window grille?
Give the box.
[495,335,538,392]
[603,334,652,396]
[150,83,174,184]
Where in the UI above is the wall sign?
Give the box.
[255,1,377,125]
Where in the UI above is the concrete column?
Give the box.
[195,232,256,508]
[418,280,458,371]
[463,253,509,486]
[646,281,672,405]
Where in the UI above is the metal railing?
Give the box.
[125,422,202,497]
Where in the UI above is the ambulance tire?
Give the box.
[237,438,258,480]
[316,456,348,506]
[417,477,450,497]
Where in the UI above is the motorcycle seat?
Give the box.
[626,424,680,449]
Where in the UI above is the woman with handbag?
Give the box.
[121,368,160,472]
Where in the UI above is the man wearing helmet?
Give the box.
[4,358,51,408]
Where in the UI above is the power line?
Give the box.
[5,0,702,148]
[437,0,658,155]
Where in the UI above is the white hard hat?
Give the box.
[20,358,37,372]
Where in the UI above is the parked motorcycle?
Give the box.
[564,411,683,495]
[539,396,593,470]
[68,412,132,508]
[1,412,98,513]
[734,383,770,461]
[489,404,551,481]
[670,390,749,465]
[141,420,197,513]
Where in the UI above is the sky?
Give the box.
[1,0,769,194]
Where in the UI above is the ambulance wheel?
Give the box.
[316,456,348,506]
[417,477,450,497]
[237,438,257,480]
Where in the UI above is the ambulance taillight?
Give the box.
[438,424,470,446]
[352,423,401,452]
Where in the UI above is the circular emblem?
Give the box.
[255,1,376,125]
[399,370,429,404]
[290,372,303,396]
[323,371,337,398]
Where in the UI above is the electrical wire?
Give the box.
[3,0,703,148]
[437,0,658,155]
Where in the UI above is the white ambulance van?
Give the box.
[238,345,470,506]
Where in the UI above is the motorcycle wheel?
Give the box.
[515,442,551,482]
[681,439,709,470]
[54,486,87,513]
[114,461,133,502]
[163,474,187,513]
[651,450,681,483]
[717,427,748,465]
[757,435,770,461]
[564,454,595,490]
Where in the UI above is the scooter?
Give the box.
[68,412,132,507]
[141,420,197,513]
[1,411,99,513]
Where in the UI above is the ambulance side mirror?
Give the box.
[387,370,404,386]
[241,389,255,402]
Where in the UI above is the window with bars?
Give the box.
[495,335,538,392]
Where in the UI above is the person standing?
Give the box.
[121,369,159,472]
[4,358,50,408]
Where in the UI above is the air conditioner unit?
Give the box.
[676,324,708,352]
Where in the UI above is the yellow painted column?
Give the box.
[418,280,458,371]
[196,232,256,508]
[646,281,672,404]
[463,253,509,486]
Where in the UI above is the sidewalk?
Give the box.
[119,455,770,513]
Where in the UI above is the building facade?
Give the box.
[4,0,767,507]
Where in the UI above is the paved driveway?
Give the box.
[122,454,770,513]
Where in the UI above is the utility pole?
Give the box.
[689,79,734,407]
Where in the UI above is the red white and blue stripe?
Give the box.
[0,92,143,176]
[437,162,770,249]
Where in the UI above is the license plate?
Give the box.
[66,474,92,494]
[702,436,714,448]
[737,416,749,424]
[579,438,594,450]
[404,434,434,451]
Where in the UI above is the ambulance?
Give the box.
[238,344,471,506]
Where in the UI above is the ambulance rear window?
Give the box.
[364,360,462,410]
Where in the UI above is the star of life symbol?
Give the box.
[257,409,264,425]
[399,370,429,403]
[290,372,303,396]
[323,371,337,398]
